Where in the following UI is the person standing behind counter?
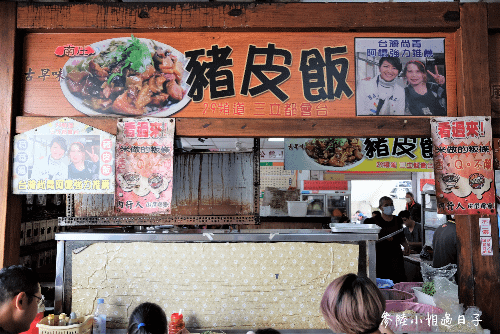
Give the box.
[364,196,410,283]
[356,57,405,116]
[405,192,422,224]
[398,210,422,253]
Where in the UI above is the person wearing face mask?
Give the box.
[405,192,421,224]
[356,57,405,116]
[364,196,410,283]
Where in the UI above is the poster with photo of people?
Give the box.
[355,38,446,117]
[12,118,115,194]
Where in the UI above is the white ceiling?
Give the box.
[179,138,284,152]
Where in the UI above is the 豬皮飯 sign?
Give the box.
[284,138,433,172]
[430,117,496,215]
[12,118,115,194]
[22,32,455,118]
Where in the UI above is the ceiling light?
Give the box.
[268,138,284,141]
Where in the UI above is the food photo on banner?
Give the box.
[430,116,496,215]
[12,118,115,194]
[283,138,433,172]
[115,117,175,214]
[355,37,446,116]
[60,35,191,117]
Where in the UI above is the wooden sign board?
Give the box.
[22,32,456,118]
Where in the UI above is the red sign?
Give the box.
[303,180,348,191]
[431,117,496,215]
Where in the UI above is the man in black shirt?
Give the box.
[432,219,457,268]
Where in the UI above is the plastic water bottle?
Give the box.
[93,298,106,334]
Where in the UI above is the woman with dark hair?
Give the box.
[403,60,446,116]
[320,273,394,334]
[357,57,405,116]
[128,302,167,334]
[31,136,68,180]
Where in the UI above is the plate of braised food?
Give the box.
[61,35,190,117]
[304,138,366,170]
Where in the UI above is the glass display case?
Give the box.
[327,194,350,222]
[301,194,327,216]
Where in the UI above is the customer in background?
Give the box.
[432,216,457,268]
[364,196,410,283]
[320,273,394,334]
[398,210,422,253]
[0,265,42,334]
[128,302,167,334]
[372,211,381,219]
[405,192,422,223]
[247,328,282,334]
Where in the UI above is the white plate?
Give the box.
[60,37,191,117]
[302,138,366,171]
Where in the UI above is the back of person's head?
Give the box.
[398,210,411,220]
[128,302,167,334]
[372,211,381,218]
[320,273,385,334]
[0,265,39,305]
[255,328,281,334]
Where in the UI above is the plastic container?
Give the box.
[379,289,415,302]
[287,201,307,217]
[393,282,423,294]
[383,301,444,332]
[168,313,185,334]
[412,286,436,306]
[93,298,106,334]
[37,315,93,334]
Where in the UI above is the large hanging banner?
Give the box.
[115,118,175,214]
[22,32,455,118]
[12,118,115,194]
[430,117,496,215]
[284,138,433,172]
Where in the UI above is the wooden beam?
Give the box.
[0,2,21,268]
[16,116,438,138]
[17,2,459,31]
[488,3,500,29]
[456,3,500,332]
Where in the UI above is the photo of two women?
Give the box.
[355,38,446,117]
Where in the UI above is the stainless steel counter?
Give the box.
[55,229,378,315]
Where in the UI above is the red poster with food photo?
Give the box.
[115,118,175,214]
[430,117,496,215]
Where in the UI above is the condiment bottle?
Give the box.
[168,313,185,334]
[59,314,67,326]
[47,314,55,326]
[68,312,78,325]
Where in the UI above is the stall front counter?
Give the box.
[55,229,377,330]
